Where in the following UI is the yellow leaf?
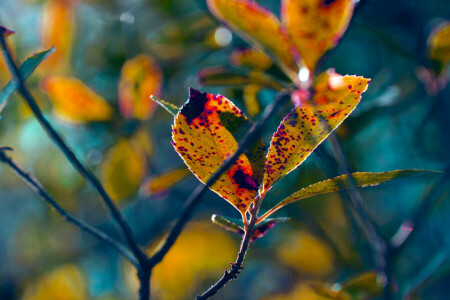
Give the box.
[118,54,163,120]
[207,0,299,80]
[41,0,76,72]
[100,139,147,201]
[21,264,87,300]
[140,167,190,196]
[243,84,261,117]
[277,230,334,276]
[282,0,355,71]
[428,22,450,74]
[263,71,369,191]
[230,47,273,70]
[172,88,261,214]
[40,76,113,123]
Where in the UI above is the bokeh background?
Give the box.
[0,0,449,299]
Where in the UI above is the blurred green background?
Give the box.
[0,0,449,299]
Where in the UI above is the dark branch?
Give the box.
[0,30,146,264]
[148,92,290,267]
[0,147,138,267]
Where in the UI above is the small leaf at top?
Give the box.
[207,0,299,80]
[172,88,260,214]
[40,76,113,123]
[263,71,370,191]
[282,0,355,71]
[119,54,163,120]
[150,95,180,117]
[0,47,55,114]
[263,170,436,219]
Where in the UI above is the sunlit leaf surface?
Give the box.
[172,88,264,213]
[266,170,434,217]
[263,72,370,191]
[207,0,298,78]
[140,167,190,196]
[282,0,355,71]
[100,139,147,201]
[118,54,163,120]
[40,76,113,123]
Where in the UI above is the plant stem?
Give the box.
[0,30,146,264]
[0,147,138,267]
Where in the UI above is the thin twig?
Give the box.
[0,147,138,267]
[196,192,265,300]
[0,29,146,263]
[148,92,290,267]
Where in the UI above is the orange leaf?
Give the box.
[118,54,163,120]
[207,0,299,80]
[41,0,76,72]
[141,167,190,196]
[282,0,355,71]
[100,139,147,201]
[263,71,369,191]
[41,76,113,123]
[230,47,273,70]
[172,88,260,214]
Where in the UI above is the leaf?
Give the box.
[140,167,190,196]
[41,0,76,72]
[265,170,435,217]
[172,88,261,214]
[263,71,370,191]
[100,139,147,201]
[428,22,450,75]
[282,0,355,71]
[230,47,273,70]
[340,271,382,296]
[150,95,180,117]
[243,84,261,117]
[198,66,286,90]
[118,54,163,120]
[207,0,298,79]
[0,47,55,114]
[211,214,245,235]
[40,76,113,123]
[0,26,15,37]
[268,282,350,300]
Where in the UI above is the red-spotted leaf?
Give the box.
[260,170,435,221]
[282,0,355,71]
[172,88,263,214]
[263,71,370,191]
[207,0,299,80]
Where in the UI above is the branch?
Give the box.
[0,147,138,267]
[148,92,290,267]
[0,29,146,263]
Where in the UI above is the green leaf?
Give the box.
[198,66,287,90]
[0,47,55,113]
[261,170,437,220]
[150,95,180,116]
[211,214,244,235]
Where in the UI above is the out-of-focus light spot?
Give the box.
[328,73,345,90]
[298,66,310,83]
[331,283,342,292]
[87,149,103,166]
[120,12,135,24]
[214,27,232,47]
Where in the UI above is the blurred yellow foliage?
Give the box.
[277,230,334,276]
[428,22,450,74]
[267,282,350,300]
[40,76,113,123]
[21,264,87,300]
[243,84,261,117]
[140,167,189,196]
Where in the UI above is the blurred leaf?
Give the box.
[0,47,55,114]
[267,281,350,300]
[140,167,190,196]
[150,95,180,117]
[207,0,299,80]
[100,139,147,201]
[41,0,76,72]
[132,128,154,157]
[282,0,355,71]
[277,231,335,276]
[198,66,286,90]
[340,271,382,296]
[172,88,259,214]
[243,84,261,117]
[230,47,273,70]
[0,26,15,37]
[265,170,435,217]
[428,22,450,75]
[263,72,370,191]
[118,54,163,120]
[21,264,87,300]
[40,76,113,123]
[250,216,290,241]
